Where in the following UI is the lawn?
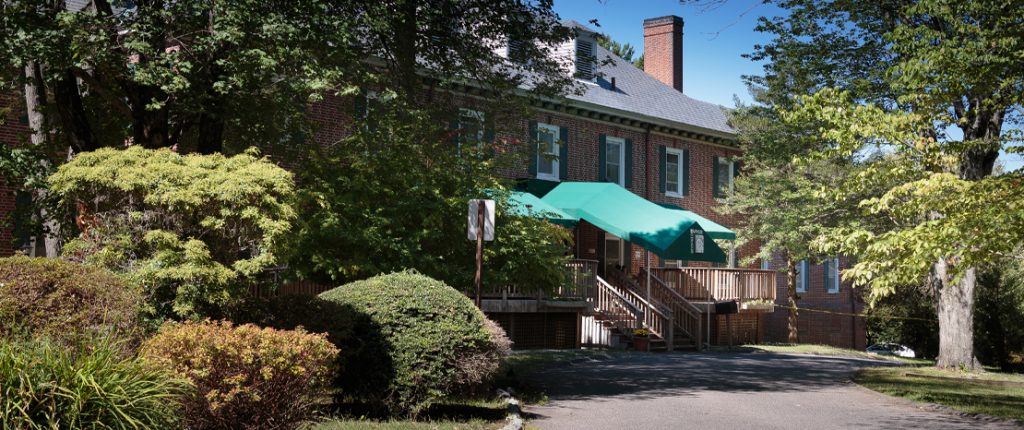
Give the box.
[728,343,933,364]
[854,367,1024,422]
[311,400,508,430]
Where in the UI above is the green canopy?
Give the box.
[541,182,727,263]
[505,191,578,226]
[656,203,737,240]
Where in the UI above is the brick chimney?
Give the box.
[643,15,684,92]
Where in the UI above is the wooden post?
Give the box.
[474,202,484,307]
[727,313,733,349]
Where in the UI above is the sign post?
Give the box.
[468,199,495,307]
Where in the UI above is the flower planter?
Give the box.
[633,336,650,352]
[740,302,775,312]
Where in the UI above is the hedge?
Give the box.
[318,271,510,416]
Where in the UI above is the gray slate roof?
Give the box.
[563,22,734,136]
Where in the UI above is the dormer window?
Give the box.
[575,38,594,80]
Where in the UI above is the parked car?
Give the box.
[866,343,915,358]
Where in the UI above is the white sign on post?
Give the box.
[467,199,495,241]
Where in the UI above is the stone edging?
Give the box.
[497,388,523,430]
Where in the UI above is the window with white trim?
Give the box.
[458,108,485,145]
[536,122,560,181]
[665,148,684,196]
[605,136,625,186]
[796,260,808,293]
[826,258,840,294]
[714,157,736,198]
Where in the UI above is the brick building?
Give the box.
[0,14,865,350]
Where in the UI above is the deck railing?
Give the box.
[483,259,598,299]
[641,269,702,349]
[604,269,674,350]
[650,267,777,302]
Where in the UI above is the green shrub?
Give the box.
[0,256,142,342]
[141,320,339,430]
[318,271,510,417]
[0,336,188,429]
[50,146,297,319]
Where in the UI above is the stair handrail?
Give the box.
[602,269,672,348]
[645,267,704,350]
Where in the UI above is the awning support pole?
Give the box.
[645,250,651,302]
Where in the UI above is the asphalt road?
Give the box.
[524,352,1024,430]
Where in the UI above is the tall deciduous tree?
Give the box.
[704,0,1024,369]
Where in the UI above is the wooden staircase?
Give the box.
[591,268,703,352]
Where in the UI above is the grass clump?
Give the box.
[0,336,187,429]
[855,367,1024,421]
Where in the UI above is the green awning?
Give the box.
[505,191,578,226]
[656,203,736,240]
[541,182,727,263]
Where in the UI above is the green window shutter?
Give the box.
[734,160,743,178]
[658,145,667,194]
[449,118,461,147]
[598,134,607,182]
[559,126,569,180]
[822,260,829,291]
[354,90,367,120]
[682,149,690,196]
[624,138,633,189]
[712,155,721,198]
[528,121,538,177]
[484,112,495,143]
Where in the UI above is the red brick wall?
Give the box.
[762,253,867,349]
[0,92,29,257]
[642,16,684,92]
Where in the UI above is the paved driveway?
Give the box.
[524,352,1023,430]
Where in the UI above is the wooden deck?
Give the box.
[649,267,776,303]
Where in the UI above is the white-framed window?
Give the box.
[761,256,771,270]
[536,122,560,181]
[665,148,684,197]
[826,258,840,294]
[796,260,808,293]
[458,108,485,144]
[604,136,625,186]
[604,232,624,273]
[714,157,736,198]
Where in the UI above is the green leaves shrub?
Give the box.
[141,320,339,430]
[318,271,510,417]
[50,146,297,319]
[0,336,188,429]
[0,256,141,343]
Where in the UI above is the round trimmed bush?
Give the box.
[0,256,141,341]
[141,320,339,430]
[318,271,510,416]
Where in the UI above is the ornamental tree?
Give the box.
[50,146,296,319]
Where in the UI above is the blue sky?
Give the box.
[553,0,1023,171]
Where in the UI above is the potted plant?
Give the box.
[632,328,651,352]
[740,299,775,312]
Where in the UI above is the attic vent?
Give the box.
[575,39,594,80]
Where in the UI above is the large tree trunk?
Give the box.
[934,258,980,369]
[787,258,799,343]
[52,69,98,152]
[22,61,61,258]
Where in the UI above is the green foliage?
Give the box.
[318,271,510,417]
[975,259,1024,370]
[784,89,1024,302]
[290,97,571,292]
[865,284,939,359]
[0,256,142,342]
[596,33,642,68]
[0,336,188,430]
[50,146,297,319]
[141,320,339,430]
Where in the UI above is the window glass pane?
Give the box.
[459,109,484,144]
[537,128,556,175]
[606,141,622,185]
[716,158,732,196]
[666,152,680,192]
